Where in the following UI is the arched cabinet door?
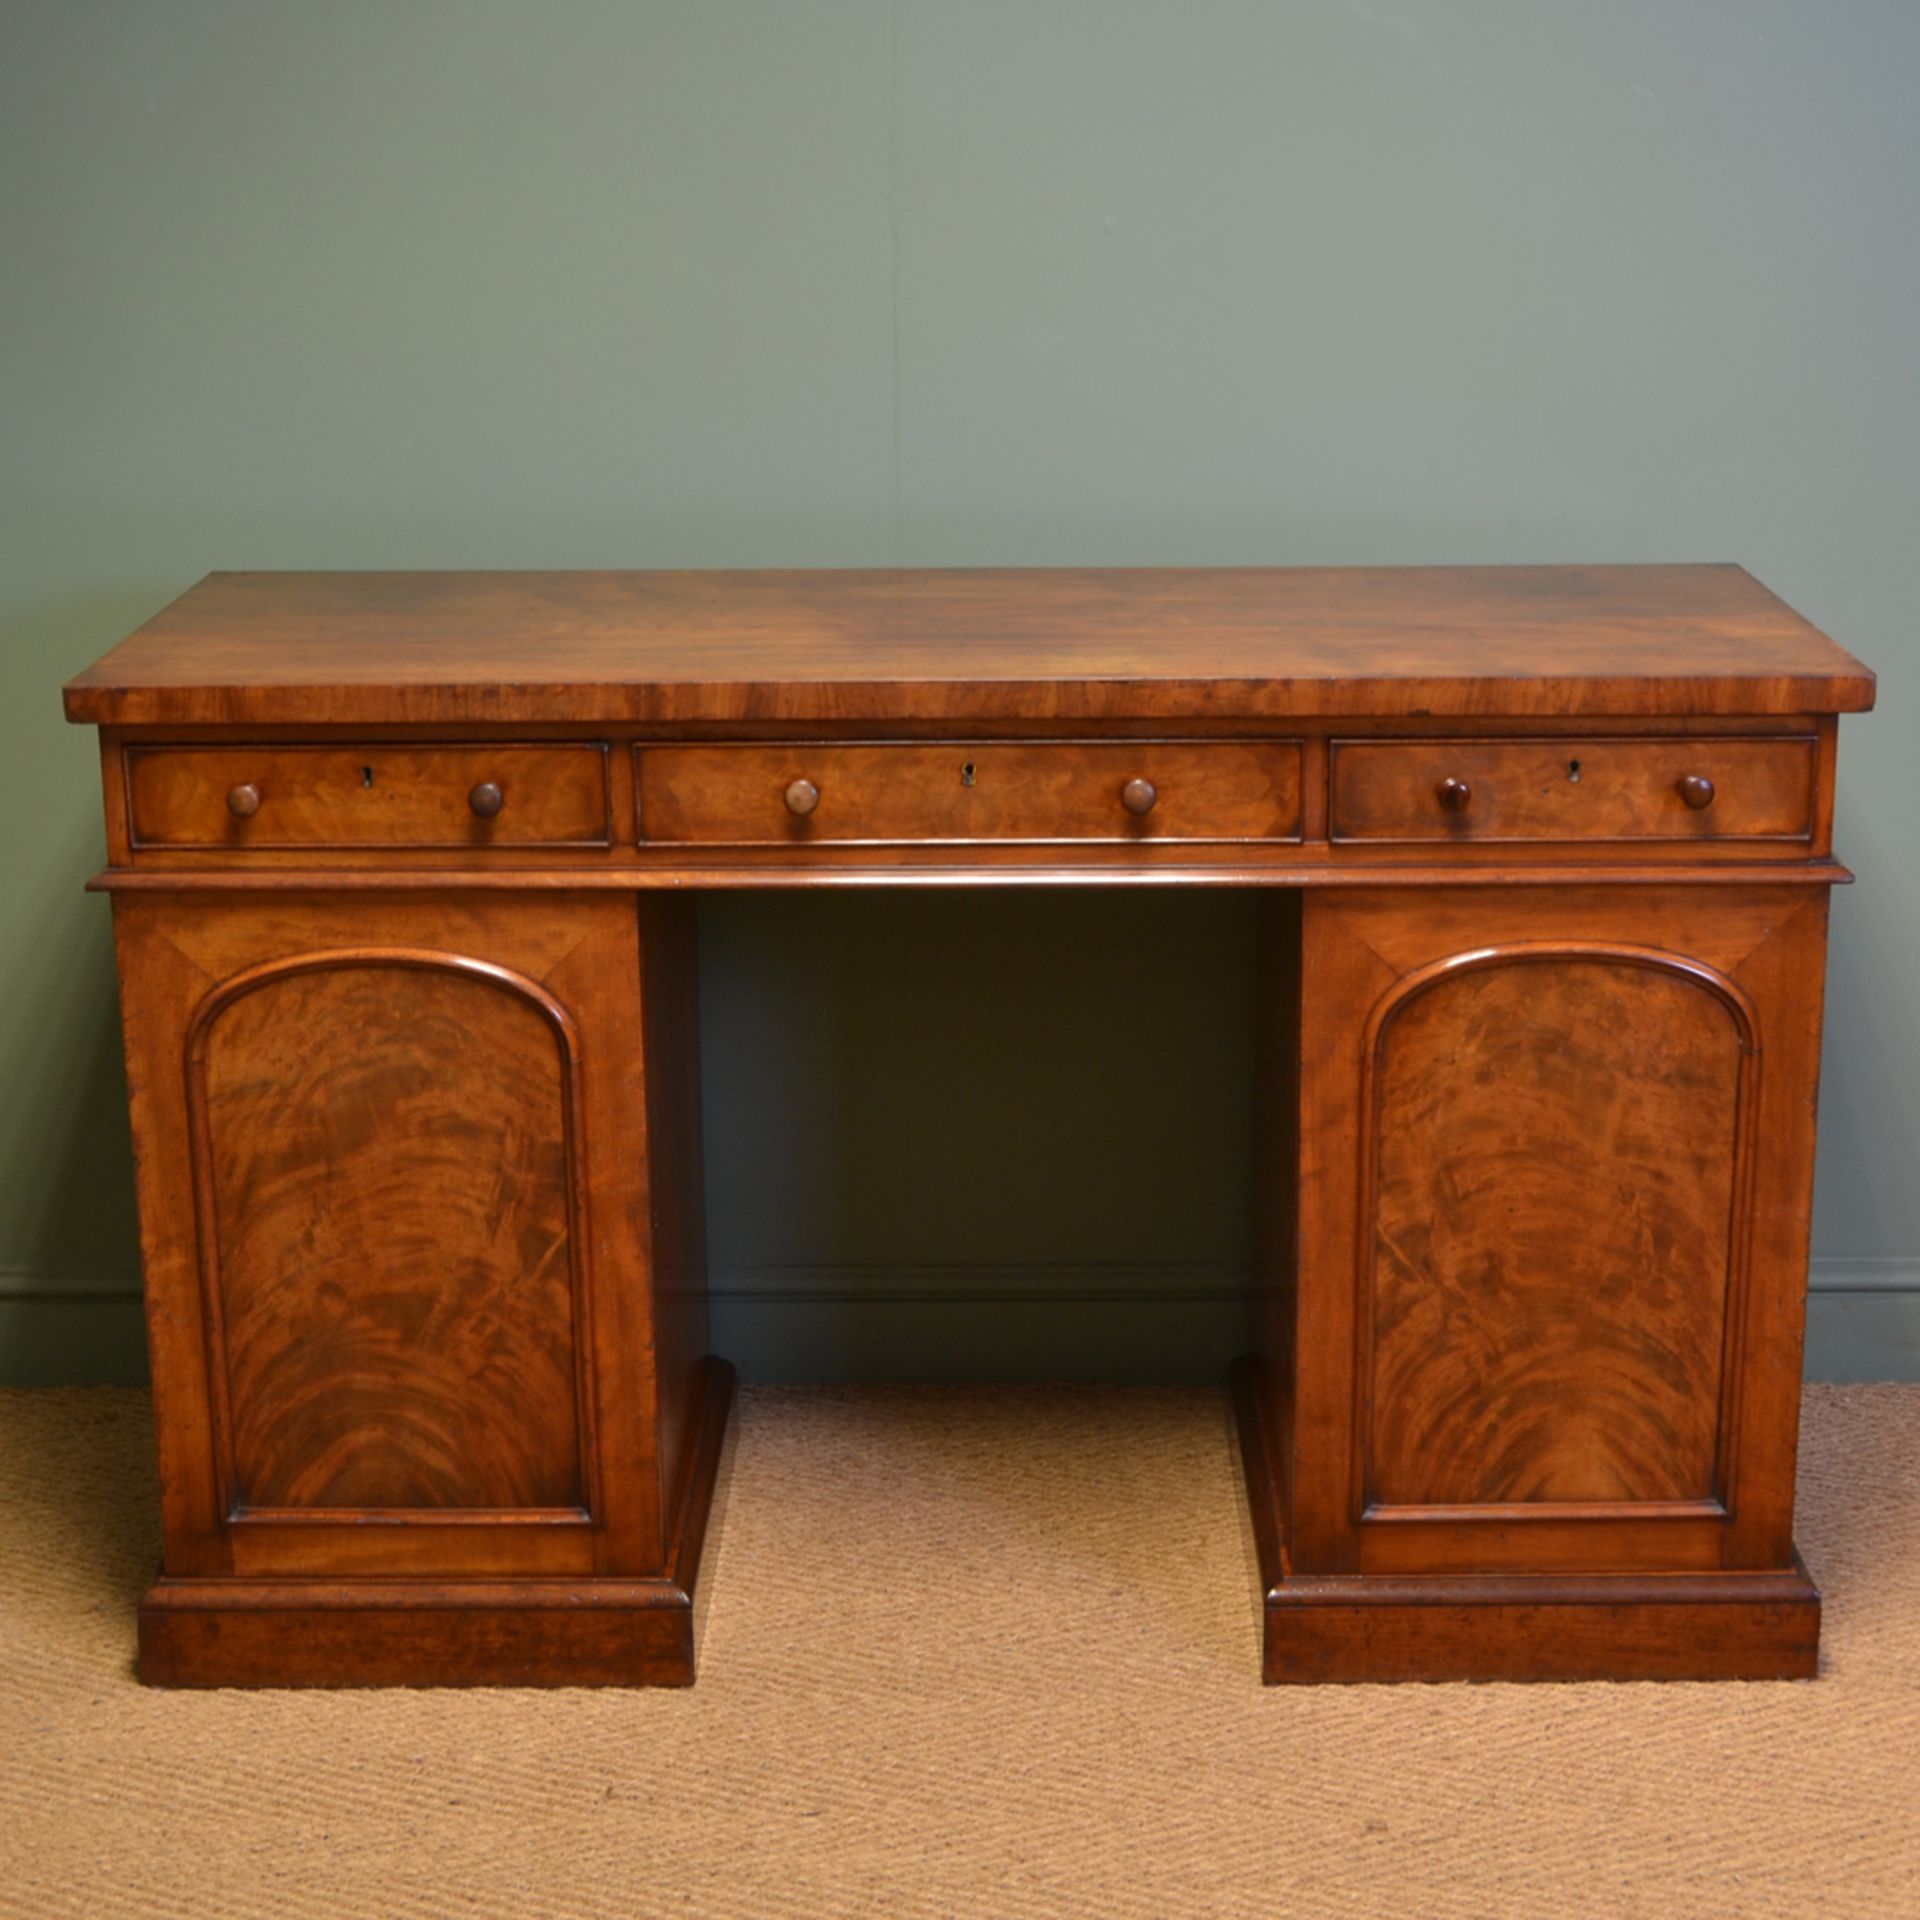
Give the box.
[1287,886,1831,1579]
[185,951,595,1523]
[110,895,694,1581]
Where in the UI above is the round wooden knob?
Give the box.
[784,777,821,817]
[1677,773,1716,811]
[1121,777,1158,816]
[1436,776,1472,813]
[226,783,261,819]
[468,781,505,818]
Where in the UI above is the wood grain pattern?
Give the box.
[637,896,714,1548]
[137,1361,735,1687]
[189,952,594,1515]
[1230,1360,1819,1682]
[1258,1569,1821,1684]
[98,709,1848,878]
[139,1586,698,1690]
[1275,885,1830,1590]
[1362,948,1749,1513]
[1254,897,1304,1553]
[634,740,1302,845]
[91,855,1860,892]
[63,566,1875,726]
[129,743,611,849]
[109,892,684,1584]
[1330,736,1816,843]
[67,566,1868,1687]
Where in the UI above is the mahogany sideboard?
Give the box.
[63,565,1876,1687]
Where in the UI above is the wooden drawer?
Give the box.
[127,744,612,850]
[634,741,1303,846]
[1329,736,1816,844]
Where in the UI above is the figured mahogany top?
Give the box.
[63,564,1875,728]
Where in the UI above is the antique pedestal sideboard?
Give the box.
[63,565,1876,1687]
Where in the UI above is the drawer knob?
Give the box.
[225,782,261,819]
[1121,777,1158,816]
[1678,773,1716,810]
[784,777,821,817]
[1436,776,1472,813]
[468,781,505,818]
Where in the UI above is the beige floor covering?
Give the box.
[1,1384,1916,1918]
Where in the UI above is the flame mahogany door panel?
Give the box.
[110,892,709,1587]
[1284,885,1829,1581]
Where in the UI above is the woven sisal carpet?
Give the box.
[1,1383,1916,1918]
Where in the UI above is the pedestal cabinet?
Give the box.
[1243,883,1834,1680]
[64,565,1874,1685]
[109,890,721,1681]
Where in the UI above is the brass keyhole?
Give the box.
[361,766,375,788]
[961,761,977,787]
[1568,760,1581,782]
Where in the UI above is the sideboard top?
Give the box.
[64,564,1875,728]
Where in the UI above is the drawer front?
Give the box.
[1329,737,1816,844]
[635,741,1302,846]
[128,745,612,850]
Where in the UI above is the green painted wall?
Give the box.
[4,2,1915,1384]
